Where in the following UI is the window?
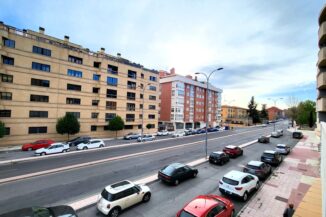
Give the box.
[66,112,80,119]
[107,77,118,86]
[128,70,137,79]
[93,87,100,93]
[140,104,143,109]
[149,85,156,91]
[28,127,47,134]
[92,100,99,106]
[0,110,11,117]
[140,94,143,99]
[105,113,116,121]
[148,114,155,119]
[66,98,81,105]
[126,114,135,122]
[147,124,155,129]
[139,114,143,119]
[127,81,136,89]
[67,83,81,91]
[91,125,97,131]
[108,64,118,74]
[149,105,156,110]
[138,124,142,129]
[149,76,157,82]
[32,62,51,72]
[127,92,136,100]
[124,125,133,129]
[141,73,144,79]
[68,55,83,64]
[0,92,12,100]
[2,55,14,65]
[107,89,117,98]
[31,78,50,87]
[93,74,100,81]
[3,37,15,48]
[67,69,82,78]
[29,111,48,118]
[149,95,156,100]
[33,46,51,56]
[30,94,49,102]
[91,112,99,119]
[94,61,101,68]
[0,74,13,83]
[5,127,10,135]
[127,103,135,111]
[106,101,117,110]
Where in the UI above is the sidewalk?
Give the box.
[238,130,321,217]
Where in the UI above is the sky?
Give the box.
[0,0,324,109]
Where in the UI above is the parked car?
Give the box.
[137,134,155,142]
[158,163,198,185]
[258,136,270,143]
[223,145,243,158]
[277,129,283,136]
[219,170,260,201]
[157,130,169,136]
[271,131,282,138]
[176,195,234,217]
[123,133,141,140]
[172,131,185,138]
[35,143,70,156]
[207,127,218,132]
[0,205,78,217]
[97,180,151,217]
[276,144,291,155]
[243,161,272,180]
[261,150,283,166]
[76,139,105,150]
[67,136,91,146]
[209,151,230,165]
[184,130,193,136]
[21,139,55,151]
[196,128,206,134]
[261,124,267,127]
[293,131,303,139]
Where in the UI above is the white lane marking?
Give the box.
[0,128,271,165]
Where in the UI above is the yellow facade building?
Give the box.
[221,105,250,127]
[0,22,159,146]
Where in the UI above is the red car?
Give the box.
[176,195,234,217]
[223,145,243,158]
[22,139,55,151]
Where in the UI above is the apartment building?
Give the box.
[159,68,222,130]
[266,106,284,121]
[0,22,159,146]
[318,5,326,122]
[221,105,250,127]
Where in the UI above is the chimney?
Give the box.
[64,35,69,42]
[170,68,175,74]
[117,53,121,57]
[39,27,45,34]
[100,47,105,54]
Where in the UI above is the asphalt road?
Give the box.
[0,123,289,215]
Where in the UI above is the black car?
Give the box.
[67,136,91,147]
[207,128,218,132]
[243,160,272,180]
[0,206,78,217]
[158,163,198,185]
[258,136,270,143]
[293,131,303,139]
[209,151,229,165]
[261,150,283,166]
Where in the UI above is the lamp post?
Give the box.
[139,83,151,141]
[267,97,283,131]
[195,67,223,159]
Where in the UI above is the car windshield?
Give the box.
[32,207,52,217]
[211,153,221,157]
[179,210,196,217]
[222,177,239,186]
[247,164,260,170]
[277,146,286,149]
[69,137,80,142]
[161,165,176,176]
[263,153,275,158]
[101,189,116,202]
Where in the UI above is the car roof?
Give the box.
[225,145,237,149]
[89,139,102,142]
[50,142,65,146]
[105,180,135,194]
[276,144,287,147]
[168,163,186,169]
[264,150,277,154]
[224,170,248,181]
[212,151,224,155]
[183,195,222,216]
[247,161,263,167]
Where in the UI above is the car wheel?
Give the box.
[142,192,151,202]
[193,172,198,178]
[240,151,243,156]
[174,179,179,185]
[108,207,120,217]
[28,148,33,151]
[67,149,70,152]
[230,210,235,217]
[83,147,88,150]
[62,150,66,153]
[242,192,248,202]
[41,152,46,156]
[255,181,260,190]
[99,145,104,148]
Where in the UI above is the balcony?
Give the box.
[318,47,326,67]
[317,97,326,112]
[126,118,135,122]
[127,85,136,90]
[317,69,326,89]
[319,22,326,46]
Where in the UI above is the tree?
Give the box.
[0,122,5,138]
[107,116,124,138]
[260,104,269,121]
[248,96,260,124]
[286,96,299,127]
[56,113,80,139]
[296,100,316,127]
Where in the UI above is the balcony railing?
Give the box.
[108,68,118,74]
[107,94,117,98]
[127,85,136,90]
[126,118,135,122]
[127,107,136,111]
[106,106,116,110]
[127,96,136,100]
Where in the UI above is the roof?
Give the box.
[224,170,247,181]
[247,161,263,167]
[264,150,277,154]
[105,180,135,194]
[225,145,237,149]
[183,195,221,216]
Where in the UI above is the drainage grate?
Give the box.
[275,196,288,203]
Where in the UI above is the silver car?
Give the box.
[276,144,291,155]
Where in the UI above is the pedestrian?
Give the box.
[283,204,295,217]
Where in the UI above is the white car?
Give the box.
[271,131,282,138]
[35,143,70,156]
[219,170,260,201]
[137,134,155,142]
[97,180,151,217]
[276,144,291,155]
[77,139,105,150]
[157,130,169,136]
[172,131,185,137]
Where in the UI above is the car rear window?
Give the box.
[277,146,286,149]
[222,177,239,186]
[101,189,116,202]
[179,210,196,217]
[161,165,176,176]
[263,153,275,158]
[247,164,260,170]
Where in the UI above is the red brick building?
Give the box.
[266,106,285,121]
[159,68,222,130]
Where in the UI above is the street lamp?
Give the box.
[139,83,151,141]
[195,67,223,159]
[267,97,283,131]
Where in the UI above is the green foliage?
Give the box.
[260,104,269,120]
[56,113,80,139]
[107,116,125,138]
[146,123,152,130]
[248,96,261,124]
[0,122,5,138]
[295,100,316,126]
